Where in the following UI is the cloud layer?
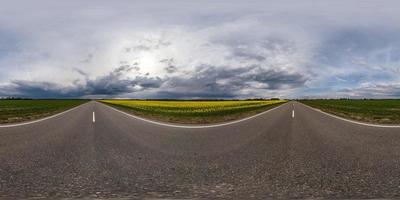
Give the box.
[0,0,399,98]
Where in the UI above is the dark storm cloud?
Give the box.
[0,66,163,98]
[0,80,78,98]
[83,66,162,96]
[157,65,307,98]
[0,64,307,98]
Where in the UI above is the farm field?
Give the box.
[0,99,89,124]
[300,99,400,124]
[100,99,287,124]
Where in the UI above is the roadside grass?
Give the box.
[300,99,400,124]
[0,99,89,124]
[100,99,287,124]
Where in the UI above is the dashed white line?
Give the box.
[92,112,96,123]
[292,110,295,118]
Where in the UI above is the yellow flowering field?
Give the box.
[100,99,287,124]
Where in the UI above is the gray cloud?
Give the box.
[81,66,163,96]
[0,66,163,98]
[0,80,78,98]
[157,64,307,98]
[230,50,266,62]
[160,58,178,73]
[0,64,307,99]
[337,84,400,99]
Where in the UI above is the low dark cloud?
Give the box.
[0,80,79,98]
[0,66,163,98]
[157,64,307,98]
[0,64,307,98]
[81,66,163,96]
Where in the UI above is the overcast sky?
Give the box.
[0,0,399,99]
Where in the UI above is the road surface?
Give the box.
[0,101,400,199]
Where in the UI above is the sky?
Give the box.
[0,0,399,99]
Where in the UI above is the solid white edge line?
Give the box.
[300,102,400,128]
[100,101,289,129]
[0,102,89,128]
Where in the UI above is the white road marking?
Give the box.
[101,102,288,129]
[92,112,96,123]
[0,103,89,128]
[292,110,295,118]
[301,103,400,128]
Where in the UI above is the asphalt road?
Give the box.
[1,101,400,199]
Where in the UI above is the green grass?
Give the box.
[100,99,287,124]
[300,99,400,124]
[0,100,89,124]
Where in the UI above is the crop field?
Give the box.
[0,100,89,124]
[300,99,400,124]
[100,99,287,124]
